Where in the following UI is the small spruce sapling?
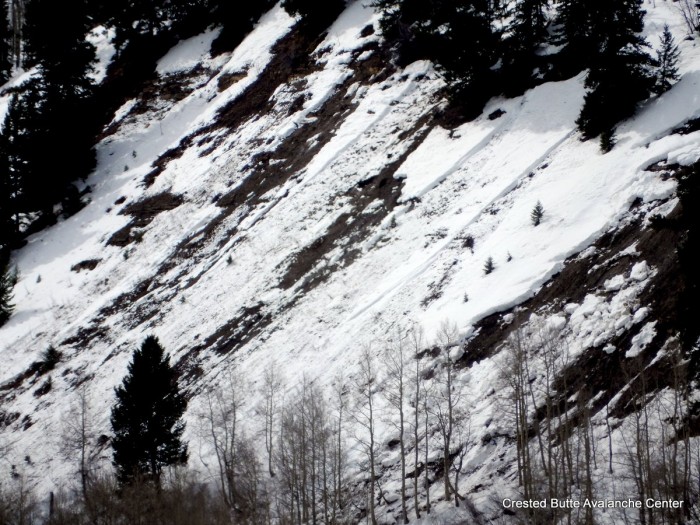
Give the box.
[39,346,62,373]
[655,25,680,95]
[463,235,475,253]
[531,201,544,226]
[483,257,495,275]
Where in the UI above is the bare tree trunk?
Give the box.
[383,329,409,523]
[431,322,463,505]
[60,385,99,515]
[262,365,284,478]
[10,0,24,68]
[410,327,424,520]
[424,392,431,515]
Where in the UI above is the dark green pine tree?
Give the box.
[176,1,211,38]
[209,0,276,54]
[429,0,500,115]
[0,263,16,327]
[654,24,680,94]
[111,336,188,486]
[282,0,346,29]
[375,0,500,115]
[0,0,12,83]
[574,0,654,140]
[22,0,97,219]
[0,130,15,258]
[2,88,49,227]
[557,0,596,68]
[502,0,550,95]
[109,0,167,48]
[372,0,429,66]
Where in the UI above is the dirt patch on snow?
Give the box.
[107,192,184,247]
[278,111,433,295]
[71,259,101,273]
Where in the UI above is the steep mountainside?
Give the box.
[1,2,700,523]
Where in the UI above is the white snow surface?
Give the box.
[156,27,222,75]
[0,1,698,521]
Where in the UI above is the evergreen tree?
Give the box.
[111,336,188,486]
[557,0,596,67]
[209,0,275,54]
[574,0,654,139]
[0,0,12,83]
[0,263,16,327]
[21,0,97,220]
[8,0,22,68]
[109,0,167,47]
[431,0,500,111]
[1,88,47,229]
[502,0,549,94]
[372,0,427,66]
[530,201,544,226]
[375,0,499,114]
[483,256,495,275]
[282,0,345,29]
[0,129,15,257]
[654,24,680,95]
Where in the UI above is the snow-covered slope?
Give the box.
[2,1,700,522]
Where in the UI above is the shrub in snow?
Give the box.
[483,257,495,275]
[531,201,544,226]
[39,346,62,374]
[463,235,475,253]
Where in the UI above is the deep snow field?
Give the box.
[2,1,700,522]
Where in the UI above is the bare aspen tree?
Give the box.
[430,321,464,505]
[605,401,614,476]
[275,378,342,525]
[577,390,595,525]
[331,374,349,524]
[499,325,538,523]
[676,0,700,34]
[408,326,425,519]
[423,383,431,516]
[352,345,379,525]
[0,472,37,525]
[383,329,409,523]
[620,357,654,525]
[200,370,260,520]
[451,420,471,508]
[261,364,284,478]
[59,385,102,508]
[277,405,301,525]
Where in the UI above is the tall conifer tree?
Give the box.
[571,0,653,139]
[502,0,549,94]
[111,336,189,485]
[654,24,680,94]
[0,0,12,83]
[22,0,96,218]
[282,0,346,28]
